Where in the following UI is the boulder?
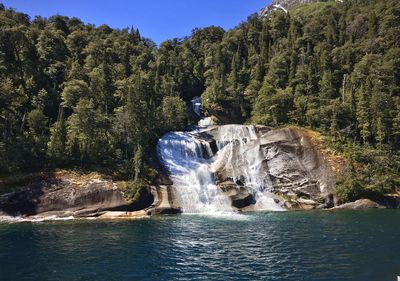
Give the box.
[316,194,335,209]
[331,199,385,210]
[217,180,255,209]
[230,191,254,209]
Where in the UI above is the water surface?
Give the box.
[1,210,399,281]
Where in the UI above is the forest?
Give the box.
[0,0,399,201]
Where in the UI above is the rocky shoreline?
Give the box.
[0,170,180,222]
[1,127,399,223]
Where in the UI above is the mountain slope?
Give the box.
[259,0,343,17]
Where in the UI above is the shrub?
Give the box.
[123,180,149,203]
[336,177,364,203]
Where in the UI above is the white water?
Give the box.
[158,131,234,213]
[191,97,202,118]
[0,215,76,223]
[212,125,281,211]
[158,97,283,214]
[191,96,215,127]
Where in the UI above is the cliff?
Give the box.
[205,126,346,210]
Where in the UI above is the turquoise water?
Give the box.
[0,211,399,281]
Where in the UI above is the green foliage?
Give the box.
[336,177,365,203]
[329,141,400,202]
[47,108,67,166]
[67,98,110,165]
[133,145,143,181]
[161,96,187,131]
[123,179,149,203]
[252,85,293,126]
[27,109,48,138]
[61,79,90,108]
[1,0,400,196]
[289,1,338,17]
[265,54,289,89]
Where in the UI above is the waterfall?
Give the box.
[157,131,233,213]
[191,96,202,118]
[191,96,215,127]
[212,125,282,211]
[157,96,283,214]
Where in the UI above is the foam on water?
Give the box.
[182,211,252,221]
[0,215,76,223]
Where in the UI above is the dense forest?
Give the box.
[0,0,399,200]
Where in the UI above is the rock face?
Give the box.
[260,128,343,208]
[218,181,255,208]
[0,172,154,217]
[146,185,182,215]
[206,126,346,210]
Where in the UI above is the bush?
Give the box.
[335,147,399,203]
[336,177,364,203]
[123,179,149,203]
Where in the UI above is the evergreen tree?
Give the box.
[47,107,67,165]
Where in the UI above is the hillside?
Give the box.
[259,0,336,17]
[0,0,399,203]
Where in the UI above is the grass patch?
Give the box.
[289,1,338,17]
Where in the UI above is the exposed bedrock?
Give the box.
[204,126,346,210]
[0,172,154,217]
[330,199,385,210]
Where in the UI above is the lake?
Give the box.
[1,210,399,281]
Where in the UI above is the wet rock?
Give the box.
[331,199,385,210]
[230,191,255,209]
[212,127,345,210]
[317,194,335,209]
[146,185,182,215]
[378,196,400,209]
[297,198,318,205]
[219,180,240,196]
[218,180,255,209]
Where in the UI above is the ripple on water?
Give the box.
[182,211,253,221]
[1,211,400,281]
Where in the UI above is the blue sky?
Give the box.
[2,0,271,44]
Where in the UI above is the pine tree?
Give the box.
[47,107,67,165]
[368,11,378,38]
[356,84,371,144]
[133,144,143,181]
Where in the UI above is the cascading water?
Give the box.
[212,125,282,211]
[157,131,233,213]
[157,96,283,214]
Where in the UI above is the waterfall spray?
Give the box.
[157,97,283,214]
